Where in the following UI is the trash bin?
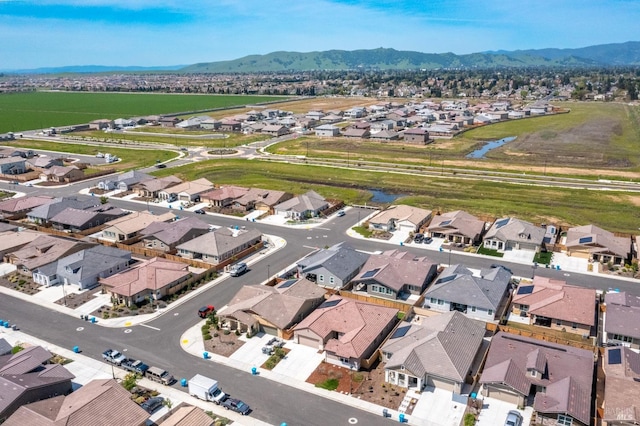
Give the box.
[72,346,80,353]
[399,413,405,423]
[203,352,209,359]
[383,409,389,418]
[180,378,187,387]
[251,367,258,375]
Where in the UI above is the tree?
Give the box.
[122,373,138,391]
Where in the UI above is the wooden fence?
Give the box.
[337,290,413,313]
[496,324,597,352]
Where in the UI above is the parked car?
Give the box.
[229,262,248,277]
[194,209,206,214]
[141,396,164,414]
[336,210,346,217]
[198,305,215,318]
[423,237,433,244]
[504,410,523,426]
[221,397,251,415]
[155,163,167,169]
[413,233,424,243]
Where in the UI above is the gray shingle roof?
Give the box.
[28,197,99,221]
[177,227,262,257]
[484,217,545,245]
[297,242,369,282]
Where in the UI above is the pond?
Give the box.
[466,136,517,159]
[369,189,405,203]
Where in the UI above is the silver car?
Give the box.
[504,410,523,426]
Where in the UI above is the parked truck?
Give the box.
[102,349,127,365]
[188,374,227,405]
[121,358,149,375]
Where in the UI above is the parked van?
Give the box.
[146,366,174,385]
[229,262,248,277]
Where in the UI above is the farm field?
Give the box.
[152,158,640,234]
[0,92,288,134]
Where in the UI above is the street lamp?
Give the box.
[350,364,355,395]
[532,262,538,279]
[267,264,270,284]
[62,283,67,307]
[448,248,452,267]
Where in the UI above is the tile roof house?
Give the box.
[564,224,632,265]
[177,227,262,265]
[402,128,430,144]
[479,332,594,426]
[602,346,640,426]
[423,264,512,322]
[483,217,546,252]
[273,190,329,220]
[426,210,486,246]
[5,235,93,275]
[294,295,399,370]
[261,124,289,137]
[32,245,131,289]
[100,210,177,242]
[4,378,149,426]
[27,197,100,225]
[97,170,151,192]
[510,276,596,336]
[230,187,293,213]
[158,178,214,202]
[604,291,640,349]
[141,216,210,253]
[0,229,41,258]
[351,250,438,301]
[100,257,191,307]
[0,345,75,423]
[315,124,340,137]
[0,195,54,218]
[368,205,432,233]
[133,175,182,198]
[381,311,486,393]
[161,405,214,426]
[341,128,370,139]
[218,278,326,338]
[26,156,64,171]
[296,242,370,290]
[370,129,399,141]
[39,165,84,183]
[48,205,128,232]
[200,185,249,208]
[0,157,27,175]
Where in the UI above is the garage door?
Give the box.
[486,387,521,405]
[261,325,277,336]
[297,335,319,349]
[426,376,456,392]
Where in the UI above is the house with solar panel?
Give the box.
[604,291,640,349]
[380,311,487,394]
[480,332,594,426]
[602,346,640,426]
[509,276,596,337]
[426,210,486,246]
[422,264,512,322]
[482,217,546,252]
[564,224,632,266]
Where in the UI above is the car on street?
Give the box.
[504,410,523,426]
[221,397,251,415]
[198,305,215,318]
[194,209,205,214]
[336,210,346,217]
[229,262,248,277]
[141,396,164,414]
[155,163,167,169]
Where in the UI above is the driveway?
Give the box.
[410,387,466,426]
[502,249,536,264]
[475,396,533,426]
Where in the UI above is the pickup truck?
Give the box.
[102,349,126,365]
[121,359,149,375]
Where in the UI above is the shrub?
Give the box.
[122,373,138,391]
[204,333,212,340]
[134,396,146,404]
[223,330,230,335]
[102,312,110,319]
[213,333,219,337]
[234,329,240,336]
[464,413,476,426]
[11,345,24,354]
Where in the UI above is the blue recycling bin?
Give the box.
[180,378,188,387]
[251,367,257,375]
[203,352,209,359]
[400,241,403,246]
[72,346,80,353]
[91,317,96,323]
[3,322,9,328]
[399,413,405,423]
[0,320,4,327]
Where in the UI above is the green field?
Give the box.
[0,92,288,134]
[152,158,640,234]
[71,129,268,148]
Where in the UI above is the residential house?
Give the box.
[141,217,210,253]
[201,118,221,130]
[230,188,293,213]
[483,217,546,252]
[564,224,631,265]
[370,129,400,141]
[480,332,594,426]
[305,111,325,121]
[0,345,75,423]
[341,128,370,139]
[48,205,128,232]
[315,124,340,137]
[262,124,289,137]
[402,128,430,144]
[26,156,64,171]
[159,116,181,127]
[5,235,93,275]
[100,210,176,242]
[157,178,214,202]
[368,204,432,233]
[426,210,485,246]
[218,278,326,337]
[371,120,395,132]
[161,405,215,426]
[219,119,241,132]
[0,338,11,356]
[97,170,151,192]
[510,276,596,336]
[602,346,640,426]
[296,242,369,290]
[604,291,640,348]
[39,166,84,183]
[4,378,149,426]
[177,227,262,265]
[351,250,438,301]
[381,311,486,393]
[0,148,35,159]
[0,195,54,219]
[273,190,329,220]
[100,257,191,307]
[0,157,27,175]
[200,185,249,208]
[343,107,366,119]
[89,118,114,130]
[0,229,41,258]
[27,196,100,225]
[133,175,182,199]
[294,296,398,370]
[423,264,512,322]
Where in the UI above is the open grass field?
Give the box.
[0,92,288,134]
[152,158,640,234]
[71,129,268,148]
[5,140,176,170]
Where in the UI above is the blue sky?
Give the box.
[1,0,638,69]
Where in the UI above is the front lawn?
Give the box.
[476,246,504,257]
[533,251,553,265]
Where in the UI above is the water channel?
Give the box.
[466,136,517,159]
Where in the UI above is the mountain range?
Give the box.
[5,41,640,74]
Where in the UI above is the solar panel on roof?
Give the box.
[435,275,456,285]
[578,236,593,244]
[361,268,380,279]
[440,220,452,226]
[277,279,297,289]
[608,348,622,365]
[391,325,411,339]
[517,285,534,295]
[495,218,510,229]
[320,299,341,309]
